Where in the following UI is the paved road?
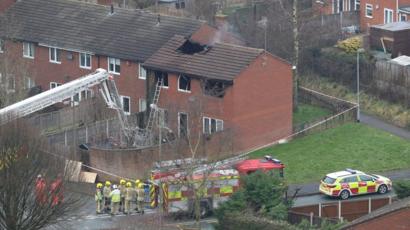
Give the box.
[360,113,410,140]
[293,191,396,207]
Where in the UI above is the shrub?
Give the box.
[393,180,410,199]
[336,36,362,53]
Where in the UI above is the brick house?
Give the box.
[0,0,241,114]
[313,0,360,15]
[143,35,293,153]
[342,197,410,230]
[359,0,410,30]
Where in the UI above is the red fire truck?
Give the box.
[150,156,284,217]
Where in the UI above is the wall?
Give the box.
[0,40,146,113]
[0,0,15,14]
[347,208,410,230]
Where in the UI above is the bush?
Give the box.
[336,36,362,53]
[393,180,410,199]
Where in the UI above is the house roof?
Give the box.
[341,197,410,229]
[0,0,204,62]
[399,6,410,14]
[143,35,264,81]
[371,21,410,31]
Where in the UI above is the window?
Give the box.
[121,96,130,115]
[341,176,358,183]
[365,4,373,18]
[79,53,91,69]
[50,82,62,89]
[49,47,61,63]
[0,39,4,53]
[24,77,35,89]
[7,75,15,91]
[23,42,34,58]
[354,0,360,10]
[155,71,169,88]
[400,14,407,22]
[138,63,146,79]
[178,112,188,137]
[384,8,394,23]
[178,75,191,92]
[108,57,120,74]
[203,117,223,134]
[139,98,147,112]
[359,175,374,182]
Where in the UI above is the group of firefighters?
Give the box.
[95,179,146,215]
[35,174,64,206]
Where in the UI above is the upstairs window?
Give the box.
[121,96,130,115]
[80,53,91,69]
[0,39,4,53]
[139,98,147,112]
[49,47,61,63]
[365,4,373,18]
[108,57,120,74]
[23,42,35,59]
[354,0,360,10]
[155,71,169,88]
[203,117,223,134]
[178,75,191,92]
[139,63,146,79]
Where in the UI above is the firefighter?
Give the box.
[119,179,126,212]
[50,174,63,207]
[109,184,121,215]
[35,174,47,205]
[95,183,103,214]
[134,179,140,211]
[103,181,111,213]
[136,183,145,214]
[124,182,134,214]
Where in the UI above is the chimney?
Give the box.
[110,4,114,15]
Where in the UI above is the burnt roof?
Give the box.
[143,35,264,81]
[0,0,203,62]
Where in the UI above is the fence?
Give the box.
[288,210,339,227]
[291,196,396,224]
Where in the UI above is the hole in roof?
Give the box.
[177,40,209,55]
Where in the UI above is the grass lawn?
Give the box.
[249,123,410,184]
[293,103,332,125]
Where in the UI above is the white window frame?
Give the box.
[49,47,61,64]
[121,95,131,115]
[108,57,120,75]
[384,8,394,23]
[79,52,92,69]
[50,82,62,89]
[178,75,191,93]
[23,42,34,59]
[138,63,146,79]
[399,13,407,22]
[0,39,4,53]
[354,0,360,10]
[365,4,373,18]
[178,112,188,137]
[24,77,35,89]
[203,117,224,134]
[139,98,147,112]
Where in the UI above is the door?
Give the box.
[384,8,394,24]
[344,175,359,195]
[359,175,376,193]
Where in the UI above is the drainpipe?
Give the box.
[396,0,399,22]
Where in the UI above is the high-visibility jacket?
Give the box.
[125,187,135,201]
[95,189,103,201]
[103,186,111,198]
[136,188,145,202]
[110,189,121,203]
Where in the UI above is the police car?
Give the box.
[319,169,392,200]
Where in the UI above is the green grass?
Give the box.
[293,104,332,125]
[249,123,410,184]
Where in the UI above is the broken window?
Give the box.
[155,71,169,88]
[203,80,226,98]
[178,75,191,92]
[179,112,188,137]
[177,40,207,55]
[203,117,223,134]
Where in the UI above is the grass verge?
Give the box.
[300,74,410,129]
[293,103,332,125]
[249,123,410,184]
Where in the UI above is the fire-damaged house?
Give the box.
[143,35,293,153]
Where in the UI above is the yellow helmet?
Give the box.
[138,183,144,189]
[135,179,140,185]
[120,179,126,185]
[126,182,132,187]
[105,181,111,186]
[96,183,103,188]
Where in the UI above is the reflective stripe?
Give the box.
[169,191,182,199]
[220,186,233,194]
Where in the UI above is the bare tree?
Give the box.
[0,120,83,230]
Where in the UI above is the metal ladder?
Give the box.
[145,77,163,133]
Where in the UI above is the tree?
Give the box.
[0,120,83,230]
[393,180,410,199]
[215,170,289,229]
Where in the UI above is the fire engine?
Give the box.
[150,155,285,217]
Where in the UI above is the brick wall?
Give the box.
[0,0,15,14]
[348,208,410,230]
